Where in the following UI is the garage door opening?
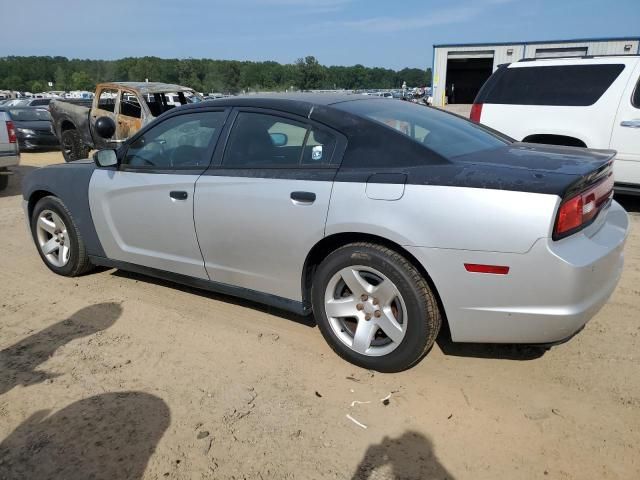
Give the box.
[446,53,494,104]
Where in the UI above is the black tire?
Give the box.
[61,129,89,162]
[0,172,8,191]
[30,195,94,276]
[311,242,441,372]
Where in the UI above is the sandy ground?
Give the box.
[1,151,639,480]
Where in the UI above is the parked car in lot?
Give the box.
[49,82,201,162]
[23,94,629,371]
[4,107,59,150]
[471,55,640,194]
[0,109,20,191]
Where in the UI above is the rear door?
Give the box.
[89,108,228,278]
[194,109,344,301]
[610,61,640,186]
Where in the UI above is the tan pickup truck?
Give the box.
[50,82,201,161]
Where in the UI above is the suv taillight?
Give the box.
[553,173,614,240]
[6,121,16,143]
[469,103,483,122]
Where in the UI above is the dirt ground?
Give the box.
[1,151,639,480]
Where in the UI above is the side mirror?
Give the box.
[93,149,118,168]
[270,132,288,147]
[95,116,116,139]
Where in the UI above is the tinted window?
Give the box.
[8,108,50,121]
[223,112,336,168]
[633,78,640,109]
[478,64,625,106]
[123,111,225,169]
[29,99,50,106]
[98,89,118,112]
[337,99,508,159]
[120,92,141,118]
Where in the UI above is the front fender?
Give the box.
[22,161,105,257]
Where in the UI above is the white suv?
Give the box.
[470,56,640,194]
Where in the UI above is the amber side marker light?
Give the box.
[464,263,510,275]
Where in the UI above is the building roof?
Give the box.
[434,36,640,49]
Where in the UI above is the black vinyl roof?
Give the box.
[187,92,373,117]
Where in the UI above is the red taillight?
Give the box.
[554,173,614,240]
[464,263,510,275]
[469,103,483,122]
[6,121,16,143]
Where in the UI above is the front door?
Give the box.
[194,109,342,301]
[90,87,119,150]
[89,109,228,278]
[611,62,640,186]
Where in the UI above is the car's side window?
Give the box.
[223,112,335,168]
[632,77,640,109]
[120,91,142,118]
[97,89,118,113]
[302,128,336,166]
[122,111,225,169]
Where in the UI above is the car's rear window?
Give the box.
[336,99,509,159]
[8,108,51,121]
[477,64,625,106]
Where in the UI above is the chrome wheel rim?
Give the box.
[324,265,407,357]
[36,209,70,268]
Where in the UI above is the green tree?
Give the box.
[295,56,325,90]
[70,71,93,91]
[31,80,46,93]
[54,66,67,90]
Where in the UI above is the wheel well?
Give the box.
[302,232,448,327]
[27,190,55,219]
[522,134,587,148]
[60,120,76,132]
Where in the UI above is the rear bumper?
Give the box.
[17,133,59,150]
[407,200,629,344]
[0,150,20,169]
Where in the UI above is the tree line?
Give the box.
[0,55,432,94]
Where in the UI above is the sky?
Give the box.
[1,0,638,70]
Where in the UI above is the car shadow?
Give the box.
[110,270,316,328]
[436,321,546,361]
[615,193,640,214]
[351,431,454,480]
[0,391,170,479]
[0,164,38,199]
[0,302,122,395]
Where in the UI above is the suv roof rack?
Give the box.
[518,53,639,62]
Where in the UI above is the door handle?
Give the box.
[290,191,316,204]
[620,120,640,128]
[170,191,188,200]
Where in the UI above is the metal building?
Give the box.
[431,37,640,107]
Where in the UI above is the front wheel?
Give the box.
[312,242,441,372]
[30,196,94,276]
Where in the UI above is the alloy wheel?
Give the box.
[36,209,71,267]
[324,265,407,356]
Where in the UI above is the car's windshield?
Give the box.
[8,108,51,121]
[337,99,509,159]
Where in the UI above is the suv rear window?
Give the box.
[477,64,625,106]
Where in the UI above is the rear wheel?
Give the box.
[312,242,441,372]
[61,129,89,162]
[30,196,94,276]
